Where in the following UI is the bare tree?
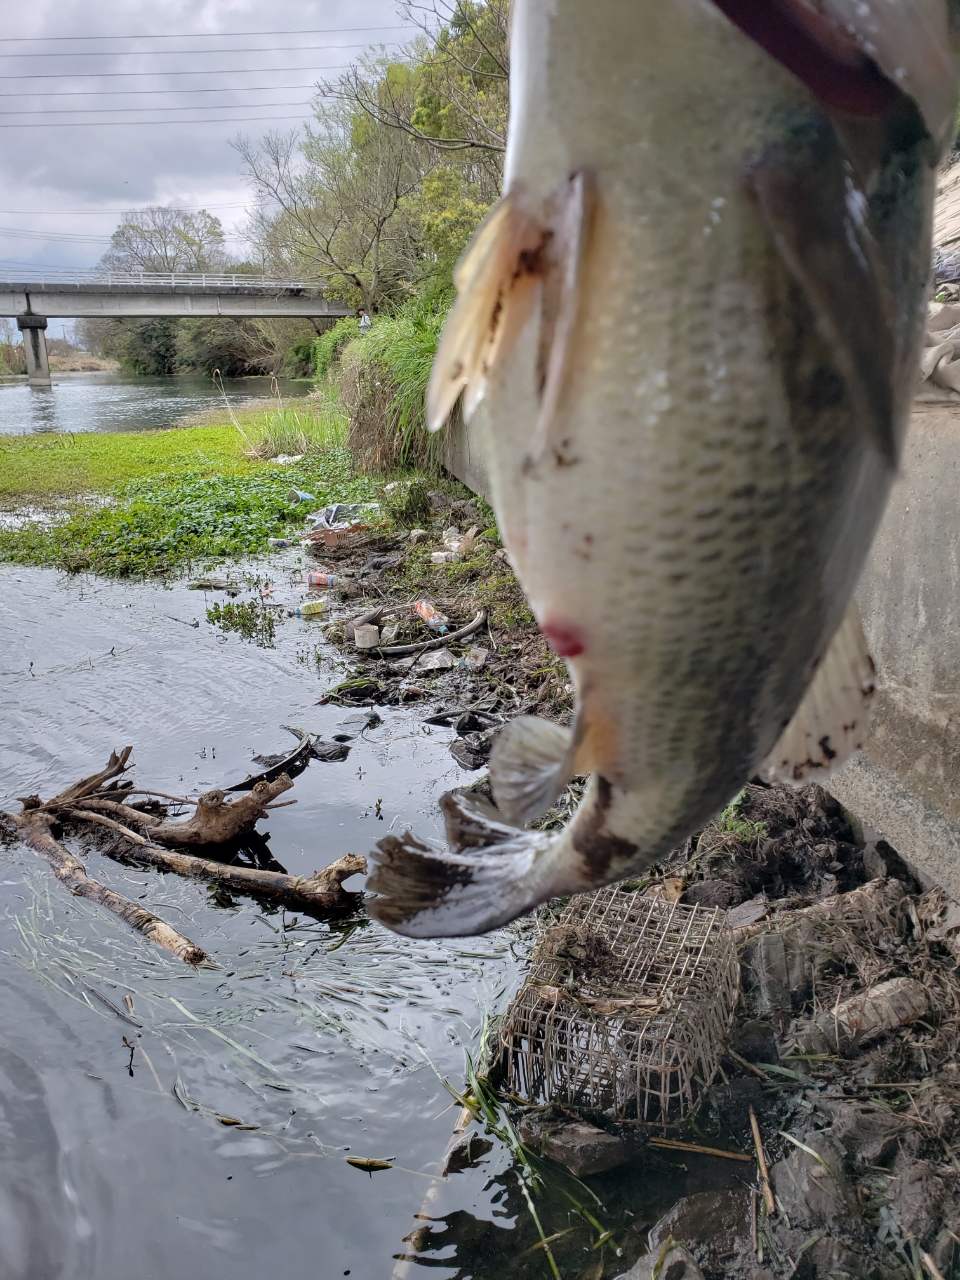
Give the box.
[234,95,430,313]
[99,207,227,274]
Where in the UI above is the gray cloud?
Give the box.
[0,0,406,276]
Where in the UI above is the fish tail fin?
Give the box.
[489,715,576,826]
[367,790,557,937]
[760,600,876,784]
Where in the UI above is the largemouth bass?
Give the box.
[369,0,960,937]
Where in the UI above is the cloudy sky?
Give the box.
[0,0,411,284]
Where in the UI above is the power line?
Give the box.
[0,83,323,98]
[0,100,314,116]
[0,41,398,59]
[0,204,251,214]
[0,64,353,81]
[0,113,316,129]
[0,226,113,241]
[0,25,409,42]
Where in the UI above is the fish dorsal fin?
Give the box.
[490,716,574,826]
[760,600,876,785]
[425,191,543,434]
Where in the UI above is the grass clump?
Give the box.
[712,790,769,843]
[243,391,348,461]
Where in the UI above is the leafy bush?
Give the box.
[338,296,450,474]
[312,317,360,381]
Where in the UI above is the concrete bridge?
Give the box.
[0,269,352,386]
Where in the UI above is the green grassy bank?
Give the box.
[0,398,383,578]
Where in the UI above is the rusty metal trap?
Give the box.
[497,886,739,1122]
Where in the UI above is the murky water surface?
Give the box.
[0,372,311,436]
[0,565,737,1279]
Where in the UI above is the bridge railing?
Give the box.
[0,268,328,292]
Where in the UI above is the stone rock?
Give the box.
[615,1244,705,1280]
[450,733,492,771]
[648,1189,753,1271]
[727,894,768,929]
[519,1112,628,1177]
[465,646,489,672]
[442,1132,494,1175]
[770,1129,856,1228]
[862,839,921,892]
[682,879,747,910]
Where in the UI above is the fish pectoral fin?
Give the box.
[489,715,575,826]
[528,170,597,461]
[760,601,876,785]
[368,794,556,937]
[425,191,543,433]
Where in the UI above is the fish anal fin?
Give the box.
[490,715,574,827]
[760,601,876,786]
[426,191,543,433]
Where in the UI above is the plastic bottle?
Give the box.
[267,537,293,549]
[306,572,340,588]
[295,600,325,618]
[414,599,449,633]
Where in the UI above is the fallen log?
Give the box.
[14,811,207,965]
[121,845,367,912]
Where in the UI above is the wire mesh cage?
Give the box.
[498,886,739,1122]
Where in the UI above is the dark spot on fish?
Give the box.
[818,735,837,760]
[541,622,585,657]
[572,777,638,876]
[584,534,594,544]
[553,446,580,468]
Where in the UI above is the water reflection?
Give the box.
[0,371,312,437]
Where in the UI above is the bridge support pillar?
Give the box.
[17,314,50,386]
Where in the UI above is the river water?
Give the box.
[0,380,739,1277]
[0,371,312,436]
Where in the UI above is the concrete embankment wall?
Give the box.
[444,405,960,898]
[830,402,960,899]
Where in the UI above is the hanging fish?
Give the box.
[369,0,960,936]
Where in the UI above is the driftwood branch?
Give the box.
[149,777,294,845]
[14,811,207,965]
[122,846,367,912]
